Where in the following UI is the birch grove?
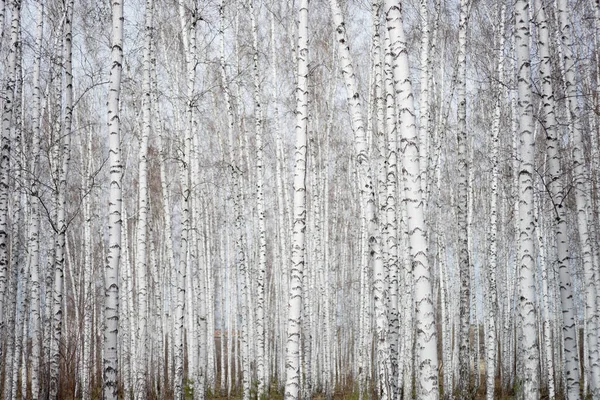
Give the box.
[0,0,599,399]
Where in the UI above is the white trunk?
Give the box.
[134,0,154,396]
[119,207,131,394]
[515,0,541,396]
[534,0,581,396]
[382,26,400,399]
[384,0,439,397]
[439,234,453,397]
[284,0,308,398]
[0,0,21,364]
[418,0,430,206]
[152,31,176,398]
[485,4,505,399]
[456,0,471,395]
[328,1,391,397]
[556,0,600,394]
[535,201,555,398]
[50,2,73,396]
[28,2,44,398]
[104,0,124,395]
[250,1,267,394]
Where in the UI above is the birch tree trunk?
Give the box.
[175,2,199,397]
[250,1,267,394]
[134,0,154,396]
[384,0,439,397]
[556,0,600,394]
[82,127,94,400]
[535,198,555,399]
[328,0,391,397]
[0,0,21,367]
[284,0,308,398]
[50,2,73,396]
[534,0,581,396]
[456,0,471,395]
[28,2,44,398]
[377,1,400,394]
[485,5,505,399]
[515,0,541,396]
[104,0,125,396]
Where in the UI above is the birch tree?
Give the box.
[328,0,391,397]
[534,0,581,396]
[47,1,74,397]
[556,0,600,394]
[384,0,439,397]
[284,0,309,398]
[456,0,471,395]
[485,4,505,399]
[515,0,541,396]
[250,0,267,394]
[104,0,125,396]
[0,0,21,367]
[134,0,154,396]
[28,2,45,398]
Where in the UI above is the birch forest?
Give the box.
[1,0,600,398]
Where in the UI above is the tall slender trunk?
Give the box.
[456,0,471,395]
[28,2,44,398]
[534,0,581,396]
[0,0,21,367]
[134,0,154,397]
[384,0,439,397]
[556,0,600,394]
[104,0,125,396]
[535,198,555,399]
[250,1,267,394]
[175,2,197,397]
[284,0,308,398]
[515,0,541,396]
[486,4,505,399]
[328,0,391,397]
[50,2,73,397]
[418,0,430,206]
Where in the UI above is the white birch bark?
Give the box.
[328,1,391,397]
[534,0,581,396]
[104,0,125,395]
[456,0,471,395]
[556,0,600,394]
[50,2,73,396]
[11,250,28,400]
[0,0,4,41]
[220,3,251,398]
[218,5,238,396]
[384,0,439,397]
[439,234,453,398]
[28,2,44,398]
[284,0,308,397]
[9,76,26,400]
[418,0,430,206]
[153,32,176,398]
[250,1,267,394]
[120,206,132,394]
[81,126,94,400]
[270,7,293,390]
[515,0,541,396]
[485,4,505,399]
[535,198,555,399]
[382,28,400,399]
[134,0,154,396]
[0,0,21,364]
[175,2,199,397]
